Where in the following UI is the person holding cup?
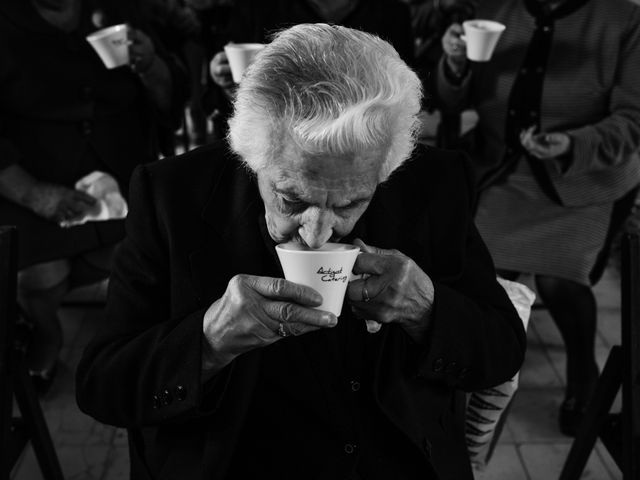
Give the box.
[0,0,186,393]
[77,24,525,479]
[204,0,414,140]
[437,0,640,435]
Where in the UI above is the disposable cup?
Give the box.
[224,43,265,83]
[86,24,129,69]
[462,20,506,62]
[276,242,360,317]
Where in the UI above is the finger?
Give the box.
[352,253,387,276]
[448,23,464,36]
[245,276,323,306]
[353,238,398,256]
[72,191,97,205]
[263,301,336,329]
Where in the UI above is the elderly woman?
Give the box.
[77,24,525,479]
[437,0,640,435]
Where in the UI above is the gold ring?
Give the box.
[276,322,289,338]
[362,285,371,302]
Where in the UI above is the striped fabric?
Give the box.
[437,0,640,284]
[475,160,612,284]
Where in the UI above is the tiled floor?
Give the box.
[11,266,626,479]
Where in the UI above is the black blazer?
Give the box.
[76,141,526,479]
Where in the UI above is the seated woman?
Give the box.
[76,24,525,480]
[436,0,640,435]
[0,0,186,393]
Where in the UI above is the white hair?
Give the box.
[227,23,423,182]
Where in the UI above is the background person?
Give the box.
[0,0,186,393]
[436,0,640,435]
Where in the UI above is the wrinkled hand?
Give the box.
[128,28,156,74]
[442,23,468,76]
[27,183,97,224]
[346,239,434,343]
[202,274,337,369]
[520,126,572,160]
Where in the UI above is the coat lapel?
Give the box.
[188,159,268,305]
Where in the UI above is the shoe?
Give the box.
[29,363,58,397]
[559,396,587,437]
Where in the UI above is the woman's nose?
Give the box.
[299,210,333,249]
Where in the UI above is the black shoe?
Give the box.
[559,397,587,437]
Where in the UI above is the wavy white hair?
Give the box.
[227,23,423,182]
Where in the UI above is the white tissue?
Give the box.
[59,171,128,228]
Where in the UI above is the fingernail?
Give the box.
[326,314,338,326]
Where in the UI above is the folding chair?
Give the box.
[559,233,640,479]
[0,226,63,480]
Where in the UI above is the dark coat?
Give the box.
[76,141,526,479]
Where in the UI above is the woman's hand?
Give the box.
[520,126,572,159]
[201,274,337,376]
[26,183,97,224]
[442,23,469,77]
[209,50,236,99]
[346,239,434,343]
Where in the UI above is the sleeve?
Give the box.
[410,156,527,391]
[75,165,231,428]
[434,55,472,113]
[562,9,640,177]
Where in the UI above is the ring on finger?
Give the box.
[276,322,289,338]
[362,284,371,303]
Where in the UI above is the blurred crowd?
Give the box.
[1,0,639,442]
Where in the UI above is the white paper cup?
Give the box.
[276,242,360,317]
[224,43,265,83]
[462,20,506,62]
[86,24,129,69]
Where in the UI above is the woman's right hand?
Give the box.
[442,23,469,76]
[27,183,97,223]
[201,274,337,375]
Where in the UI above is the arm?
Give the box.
[561,10,640,177]
[347,154,526,391]
[76,165,210,427]
[434,23,472,113]
[76,165,335,427]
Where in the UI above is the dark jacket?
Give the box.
[76,141,526,479]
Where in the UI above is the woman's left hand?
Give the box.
[128,28,156,74]
[520,126,572,159]
[346,239,434,343]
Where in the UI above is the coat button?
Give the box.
[344,443,356,454]
[175,385,187,401]
[159,389,173,406]
[350,380,361,392]
[152,395,161,409]
[433,358,444,372]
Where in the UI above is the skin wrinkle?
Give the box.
[258,140,380,249]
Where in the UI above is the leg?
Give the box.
[17,260,70,377]
[68,244,116,290]
[535,274,600,435]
